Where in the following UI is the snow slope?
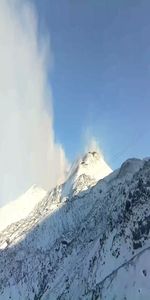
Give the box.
[0,185,47,232]
[0,153,150,300]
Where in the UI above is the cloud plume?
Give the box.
[0,0,69,206]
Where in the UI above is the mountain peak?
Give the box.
[0,185,47,232]
[78,150,112,180]
[81,150,104,165]
[62,150,112,197]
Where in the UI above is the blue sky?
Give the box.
[32,0,150,169]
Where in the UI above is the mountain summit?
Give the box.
[0,156,150,299]
[62,151,112,197]
[74,151,112,181]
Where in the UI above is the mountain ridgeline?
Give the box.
[0,152,150,299]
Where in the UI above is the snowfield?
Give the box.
[0,185,47,232]
[0,152,150,299]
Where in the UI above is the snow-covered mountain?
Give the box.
[0,185,47,233]
[62,151,112,197]
[0,152,150,299]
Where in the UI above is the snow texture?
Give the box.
[0,152,150,300]
[0,185,47,232]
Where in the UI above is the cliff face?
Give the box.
[0,154,150,300]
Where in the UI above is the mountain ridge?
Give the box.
[0,153,150,299]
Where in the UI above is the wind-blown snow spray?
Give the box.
[0,0,68,205]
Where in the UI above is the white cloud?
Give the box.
[0,0,69,205]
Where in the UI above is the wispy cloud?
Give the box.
[83,127,104,157]
[0,0,69,205]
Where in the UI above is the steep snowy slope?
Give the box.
[0,185,47,232]
[0,153,150,300]
[0,151,111,249]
